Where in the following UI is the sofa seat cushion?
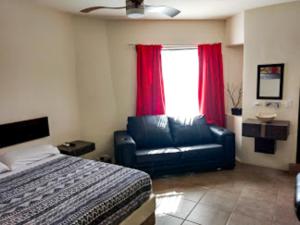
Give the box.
[135,148,181,164]
[127,115,173,149]
[168,115,214,146]
[179,144,223,160]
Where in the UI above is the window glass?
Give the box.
[161,49,199,116]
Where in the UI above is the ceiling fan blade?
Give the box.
[80,6,126,13]
[145,5,180,17]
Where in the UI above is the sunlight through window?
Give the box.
[156,192,183,215]
[162,48,199,117]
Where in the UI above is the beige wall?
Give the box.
[0,0,80,149]
[224,13,244,114]
[72,17,118,159]
[225,12,245,46]
[242,2,300,170]
[224,46,244,112]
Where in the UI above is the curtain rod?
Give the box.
[128,43,198,46]
[128,43,197,50]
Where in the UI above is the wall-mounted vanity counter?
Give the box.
[242,119,290,154]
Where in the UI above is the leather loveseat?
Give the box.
[114,115,235,176]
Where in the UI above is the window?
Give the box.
[161,48,199,117]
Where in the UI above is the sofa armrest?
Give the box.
[209,125,235,169]
[114,131,136,167]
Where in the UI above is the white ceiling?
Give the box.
[33,0,297,20]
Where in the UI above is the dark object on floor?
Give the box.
[231,108,242,116]
[114,115,235,176]
[296,173,300,220]
[58,140,95,156]
[99,154,112,163]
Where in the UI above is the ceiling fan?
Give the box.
[80,0,181,19]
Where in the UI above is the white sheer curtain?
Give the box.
[161,49,199,117]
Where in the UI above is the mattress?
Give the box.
[0,155,152,225]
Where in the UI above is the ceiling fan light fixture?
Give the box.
[126,7,144,19]
[80,0,181,18]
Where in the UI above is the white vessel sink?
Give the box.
[256,112,277,123]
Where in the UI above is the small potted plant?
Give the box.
[227,83,242,116]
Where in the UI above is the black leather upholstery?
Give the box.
[295,173,300,220]
[114,131,136,167]
[179,144,223,160]
[114,115,236,176]
[136,148,181,164]
[168,116,214,146]
[209,125,236,169]
[127,115,173,149]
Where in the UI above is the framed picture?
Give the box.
[257,63,284,100]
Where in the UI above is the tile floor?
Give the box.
[152,162,299,225]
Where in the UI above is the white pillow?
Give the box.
[0,162,10,174]
[0,144,60,170]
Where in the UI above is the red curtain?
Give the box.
[136,45,166,116]
[198,43,225,127]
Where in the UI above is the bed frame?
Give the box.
[0,117,49,148]
[141,213,155,225]
[120,194,156,225]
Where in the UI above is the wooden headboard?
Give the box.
[0,117,50,148]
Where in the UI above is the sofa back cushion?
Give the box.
[127,115,173,149]
[168,115,213,146]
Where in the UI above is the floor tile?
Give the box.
[173,186,208,202]
[277,188,294,207]
[153,178,173,194]
[213,181,245,194]
[240,186,277,203]
[182,220,200,225]
[200,189,240,212]
[156,194,196,219]
[242,178,277,191]
[272,220,300,225]
[155,213,183,225]
[156,192,180,208]
[187,203,230,225]
[234,197,274,222]
[226,212,272,225]
[152,162,298,225]
[273,203,300,225]
[171,174,215,189]
[194,172,229,187]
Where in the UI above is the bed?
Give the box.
[0,154,155,225]
[0,117,155,225]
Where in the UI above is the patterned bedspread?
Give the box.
[0,156,152,225]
